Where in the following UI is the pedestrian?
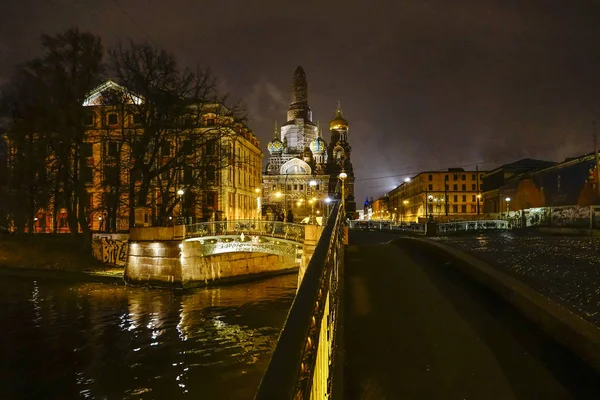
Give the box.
[278,212,285,222]
[286,209,294,223]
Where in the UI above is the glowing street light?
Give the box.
[505,197,511,212]
[404,177,411,182]
[339,171,348,211]
[177,189,185,218]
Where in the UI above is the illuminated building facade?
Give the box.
[10,79,262,233]
[388,168,487,222]
[262,66,357,221]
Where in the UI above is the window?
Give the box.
[107,114,118,125]
[161,141,171,157]
[453,205,458,213]
[445,175,449,181]
[453,195,458,202]
[453,184,457,190]
[183,166,193,183]
[462,195,467,202]
[461,205,467,213]
[472,195,476,202]
[105,141,118,157]
[461,184,466,191]
[272,185,276,190]
[205,191,216,207]
[428,174,433,181]
[81,142,93,158]
[461,174,466,180]
[287,184,292,191]
[453,174,458,181]
[206,165,216,181]
[316,184,320,191]
[130,169,142,182]
[81,166,93,184]
[133,114,142,124]
[206,118,215,126]
[445,184,449,190]
[300,184,304,190]
[205,139,216,155]
[84,113,94,126]
[472,184,476,190]
[294,184,298,190]
[471,174,476,180]
[182,140,193,155]
[103,166,118,186]
[428,184,433,190]
[471,205,477,213]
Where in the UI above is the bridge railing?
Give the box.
[255,202,345,400]
[437,219,508,233]
[186,219,306,243]
[348,220,427,234]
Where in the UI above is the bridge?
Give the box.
[255,203,600,398]
[125,219,323,287]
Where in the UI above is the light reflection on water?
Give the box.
[0,273,297,399]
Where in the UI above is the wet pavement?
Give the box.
[343,232,600,399]
[431,231,600,326]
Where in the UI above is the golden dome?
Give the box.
[329,102,348,130]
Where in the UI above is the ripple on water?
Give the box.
[0,273,297,399]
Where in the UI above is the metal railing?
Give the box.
[186,219,306,243]
[437,219,508,233]
[255,202,345,400]
[348,220,427,234]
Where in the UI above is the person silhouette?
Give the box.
[286,210,294,223]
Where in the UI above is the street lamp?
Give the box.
[177,189,185,218]
[477,193,482,215]
[255,188,261,220]
[404,177,411,182]
[339,171,348,211]
[428,195,434,222]
[505,197,511,212]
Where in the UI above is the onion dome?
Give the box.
[267,121,283,154]
[268,137,283,154]
[310,136,326,154]
[329,101,349,130]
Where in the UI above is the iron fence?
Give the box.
[186,219,306,243]
[255,202,345,399]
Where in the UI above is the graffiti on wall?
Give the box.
[92,233,129,267]
[101,237,128,266]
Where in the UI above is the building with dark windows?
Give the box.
[262,66,356,221]
[388,168,487,223]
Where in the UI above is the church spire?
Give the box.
[287,66,312,122]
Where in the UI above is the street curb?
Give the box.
[397,237,600,375]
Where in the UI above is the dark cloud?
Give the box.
[2,0,600,201]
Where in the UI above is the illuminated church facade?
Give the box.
[262,66,356,221]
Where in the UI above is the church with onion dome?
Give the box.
[262,66,356,221]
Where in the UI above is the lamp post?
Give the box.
[255,188,261,220]
[505,197,511,213]
[309,197,316,224]
[477,194,481,215]
[428,195,434,222]
[325,197,331,218]
[275,191,282,217]
[177,189,185,217]
[339,171,348,211]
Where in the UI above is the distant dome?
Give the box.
[329,102,349,130]
[267,137,283,154]
[310,136,327,154]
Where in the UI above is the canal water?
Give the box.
[0,273,297,399]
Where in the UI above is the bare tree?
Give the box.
[107,42,247,226]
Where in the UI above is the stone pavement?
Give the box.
[432,231,600,326]
[343,232,600,399]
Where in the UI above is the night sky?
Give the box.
[2,1,600,203]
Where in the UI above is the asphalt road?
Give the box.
[343,231,600,399]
